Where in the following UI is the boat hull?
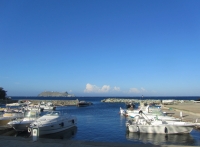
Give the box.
[8,121,33,131]
[29,114,77,136]
[128,124,194,134]
[38,121,76,136]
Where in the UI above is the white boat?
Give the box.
[127,105,161,115]
[120,105,158,117]
[24,101,56,111]
[76,101,93,107]
[119,107,127,115]
[7,109,41,131]
[38,101,56,110]
[6,100,31,107]
[0,111,24,126]
[126,112,195,134]
[6,103,21,106]
[121,105,181,123]
[130,110,181,123]
[28,111,77,136]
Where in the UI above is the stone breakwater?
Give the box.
[28,99,79,106]
[101,98,193,105]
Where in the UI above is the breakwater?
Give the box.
[26,99,79,106]
[101,98,193,105]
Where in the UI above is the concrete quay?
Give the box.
[161,102,200,129]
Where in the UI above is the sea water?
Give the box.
[2,96,200,146]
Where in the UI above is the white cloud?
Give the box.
[101,85,110,92]
[129,88,140,93]
[129,87,146,93]
[141,87,145,91]
[84,83,146,95]
[84,83,110,93]
[113,86,120,91]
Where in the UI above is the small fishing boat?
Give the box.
[28,111,77,136]
[0,110,24,127]
[7,109,41,131]
[77,101,93,107]
[24,101,56,111]
[119,107,128,116]
[126,111,195,134]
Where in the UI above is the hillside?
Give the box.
[38,91,75,97]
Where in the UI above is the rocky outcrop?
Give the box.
[38,91,75,97]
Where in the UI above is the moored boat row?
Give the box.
[120,102,199,134]
[0,101,77,137]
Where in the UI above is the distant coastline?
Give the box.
[38,91,75,97]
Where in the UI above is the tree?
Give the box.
[0,87,7,99]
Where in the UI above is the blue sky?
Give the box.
[1,0,200,96]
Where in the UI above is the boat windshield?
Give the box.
[24,111,39,118]
[46,111,61,116]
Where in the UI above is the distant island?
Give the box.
[38,91,75,97]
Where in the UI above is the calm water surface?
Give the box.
[2,96,200,146]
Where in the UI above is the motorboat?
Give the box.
[6,100,31,107]
[130,110,181,123]
[28,111,77,136]
[18,100,31,106]
[24,101,56,111]
[126,111,195,134]
[0,107,5,112]
[120,105,155,117]
[6,103,20,107]
[0,111,24,126]
[77,101,93,107]
[7,109,41,131]
[119,107,127,116]
[127,105,161,115]
[38,101,56,110]
[121,104,180,123]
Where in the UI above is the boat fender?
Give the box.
[72,119,75,124]
[137,126,140,133]
[164,127,168,134]
[28,127,31,133]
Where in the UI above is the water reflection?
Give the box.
[39,126,77,140]
[126,131,196,146]
[0,126,77,140]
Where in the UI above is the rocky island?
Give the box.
[38,91,75,97]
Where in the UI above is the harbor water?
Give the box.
[1,96,200,146]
